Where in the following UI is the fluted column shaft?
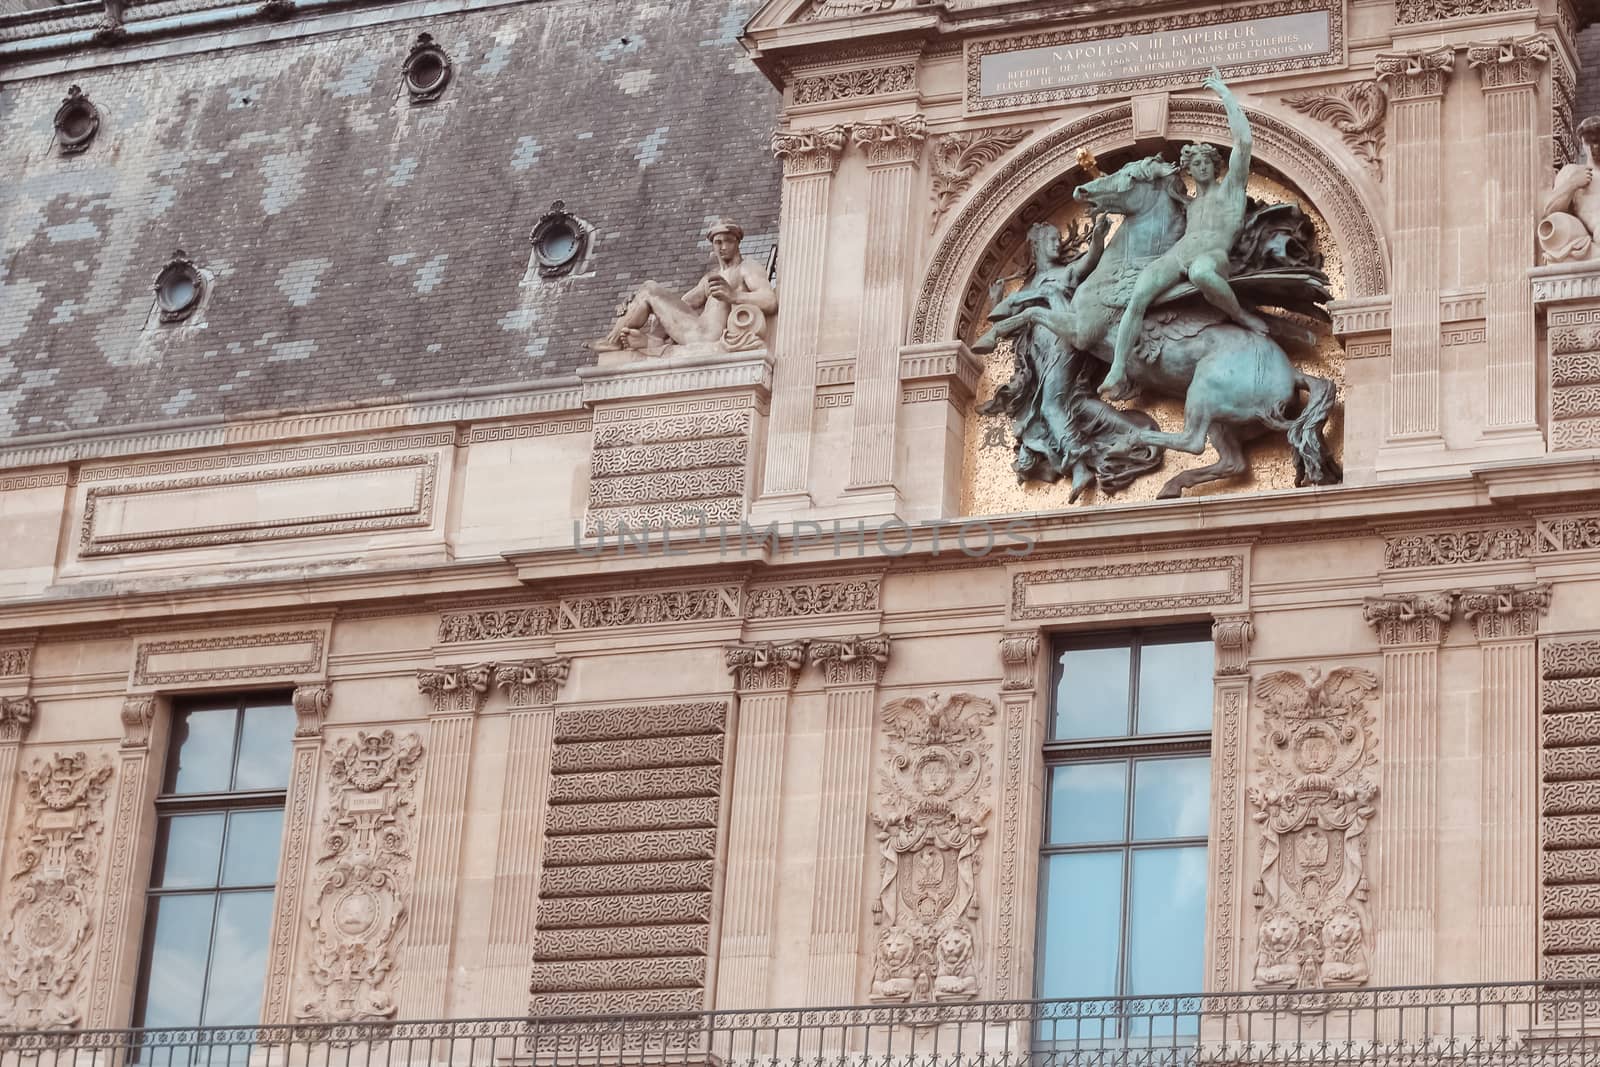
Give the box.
[87,696,158,1028]
[263,686,330,1023]
[1377,643,1439,982]
[484,708,556,1014]
[1480,637,1538,978]
[762,128,845,499]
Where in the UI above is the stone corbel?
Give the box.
[771,124,849,177]
[1459,583,1552,640]
[998,631,1040,691]
[1213,614,1255,676]
[291,685,331,738]
[1466,34,1552,90]
[492,657,571,708]
[1362,591,1455,645]
[849,115,927,167]
[120,695,156,748]
[1375,47,1456,101]
[724,640,808,693]
[809,633,891,686]
[416,663,492,715]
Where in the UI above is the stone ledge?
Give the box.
[577,351,774,406]
[1533,263,1600,306]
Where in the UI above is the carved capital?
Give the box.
[120,696,156,749]
[1363,592,1455,646]
[1213,615,1255,677]
[809,634,890,687]
[724,641,808,693]
[771,124,848,177]
[0,697,35,744]
[930,127,1029,232]
[1284,83,1387,179]
[1460,583,1551,641]
[1375,47,1456,100]
[998,632,1040,691]
[292,685,331,738]
[850,115,927,167]
[416,664,492,716]
[492,657,571,708]
[1467,34,1552,89]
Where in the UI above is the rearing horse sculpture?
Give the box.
[973,153,1342,499]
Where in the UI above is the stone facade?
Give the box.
[4,0,1600,1038]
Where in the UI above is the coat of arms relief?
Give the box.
[868,692,995,1004]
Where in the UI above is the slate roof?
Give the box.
[0,0,781,439]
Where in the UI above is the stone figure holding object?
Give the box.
[1102,67,1268,400]
[1539,116,1600,264]
[589,220,777,355]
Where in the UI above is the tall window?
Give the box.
[132,694,294,1030]
[1036,628,1213,1018]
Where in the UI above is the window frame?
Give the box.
[1035,625,1215,1008]
[130,692,294,1033]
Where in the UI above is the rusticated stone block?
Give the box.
[542,859,715,899]
[1543,917,1600,955]
[537,892,713,930]
[1543,710,1600,747]
[544,797,720,836]
[1542,676,1600,711]
[548,765,723,804]
[543,828,717,868]
[1544,779,1600,815]
[1543,848,1600,884]
[1543,882,1600,918]
[534,923,709,961]
[1545,815,1600,849]
[555,702,727,743]
[528,956,707,993]
[551,734,724,774]
[1540,953,1600,980]
[1544,747,1600,782]
[1543,641,1600,679]
[529,989,703,1017]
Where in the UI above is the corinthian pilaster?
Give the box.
[400,665,491,1015]
[1462,584,1549,981]
[263,685,330,1022]
[993,632,1042,1001]
[483,658,568,1015]
[847,116,926,499]
[759,126,848,507]
[717,641,807,1008]
[1364,591,1454,983]
[87,695,158,1027]
[1209,615,1252,991]
[805,634,890,1003]
[0,697,35,883]
[1469,36,1551,439]
[1376,48,1454,445]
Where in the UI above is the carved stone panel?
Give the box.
[1540,640,1600,980]
[530,701,728,1016]
[868,692,995,1003]
[0,753,113,1028]
[1547,306,1600,450]
[298,731,424,1022]
[1249,669,1380,989]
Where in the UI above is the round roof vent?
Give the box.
[530,201,588,278]
[54,87,99,155]
[154,252,205,323]
[403,34,451,103]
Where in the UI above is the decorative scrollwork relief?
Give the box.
[0,753,113,1028]
[869,692,995,1003]
[298,731,424,1023]
[1250,668,1380,990]
[792,63,915,105]
[1383,525,1532,569]
[930,127,1030,232]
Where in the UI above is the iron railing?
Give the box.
[10,983,1600,1067]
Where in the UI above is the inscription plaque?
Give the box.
[967,0,1342,113]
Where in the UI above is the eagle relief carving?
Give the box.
[0,753,113,1028]
[868,692,994,1003]
[1248,667,1380,990]
[298,730,424,1023]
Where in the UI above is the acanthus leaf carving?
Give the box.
[1466,34,1552,89]
[792,63,915,106]
[1249,668,1380,990]
[1283,83,1387,179]
[850,115,928,167]
[416,664,492,715]
[930,127,1030,232]
[869,692,995,1003]
[1383,525,1532,569]
[1460,583,1551,640]
[298,730,424,1023]
[724,641,808,692]
[1395,0,1529,26]
[0,753,114,1028]
[809,634,891,686]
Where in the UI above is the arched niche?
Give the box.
[909,97,1390,348]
